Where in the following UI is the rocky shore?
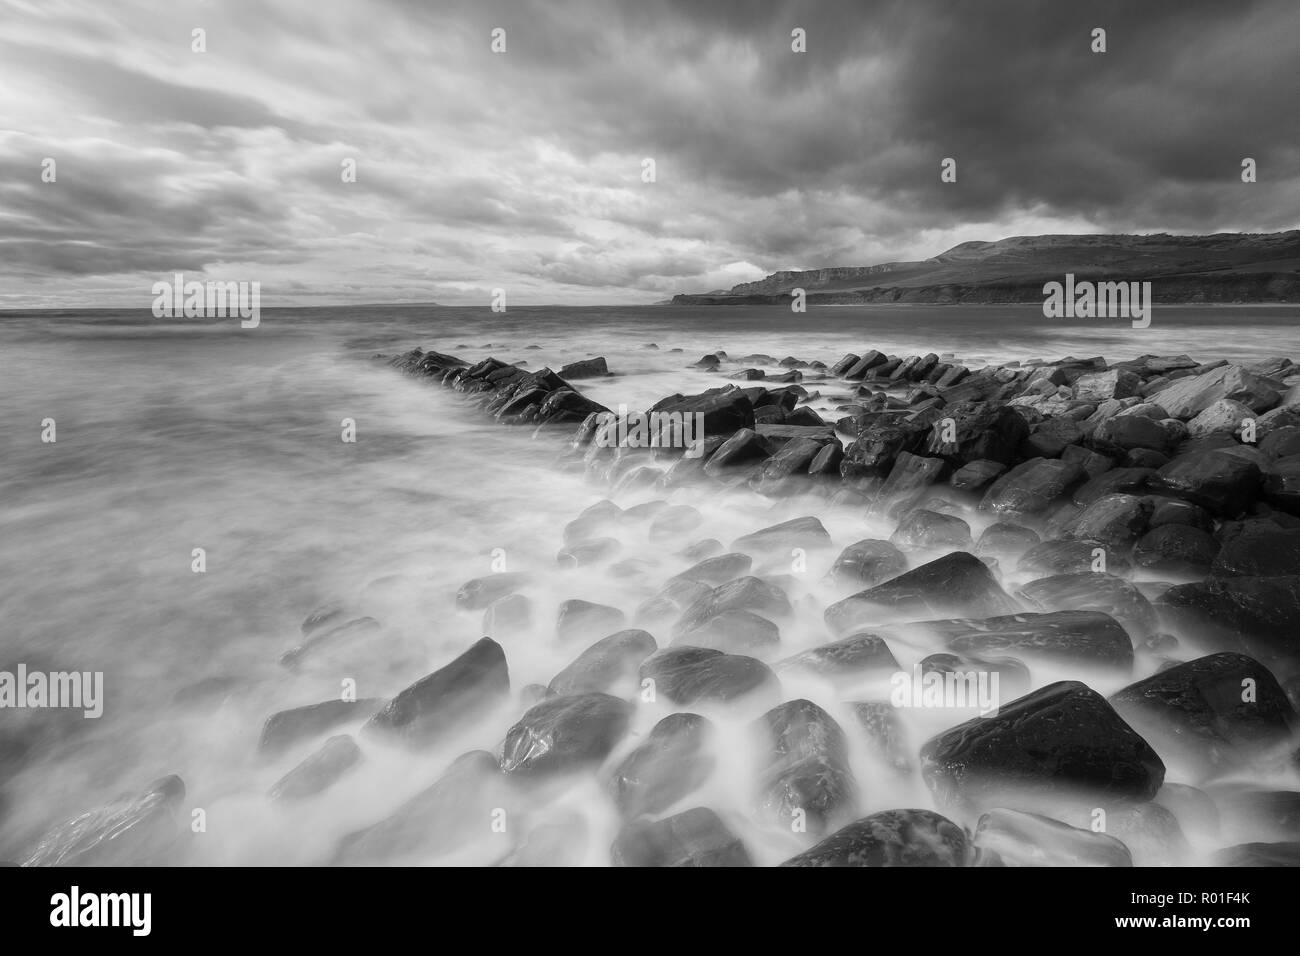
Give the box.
[18,341,1300,867]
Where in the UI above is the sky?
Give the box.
[1,0,1298,307]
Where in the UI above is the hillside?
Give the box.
[672,231,1300,305]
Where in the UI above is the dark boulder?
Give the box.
[548,629,658,697]
[638,646,779,706]
[919,681,1164,809]
[500,693,634,779]
[609,713,715,818]
[1109,653,1295,767]
[364,638,510,746]
[610,807,753,867]
[889,509,972,551]
[731,516,832,555]
[775,633,900,682]
[1015,572,1156,640]
[268,735,362,802]
[824,552,1019,634]
[980,458,1085,516]
[824,539,908,589]
[753,699,857,836]
[259,698,386,756]
[556,599,626,643]
[1149,451,1262,516]
[924,402,1030,466]
[942,610,1135,671]
[972,808,1132,867]
[780,809,970,867]
[335,751,504,864]
[455,572,529,610]
[21,775,188,866]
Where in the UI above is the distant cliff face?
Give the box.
[673,231,1300,305]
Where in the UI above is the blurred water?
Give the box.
[0,303,1296,865]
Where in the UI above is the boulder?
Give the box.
[731,516,832,555]
[610,807,753,867]
[1109,653,1296,767]
[941,610,1135,670]
[268,735,362,802]
[824,539,908,590]
[1015,573,1156,640]
[980,458,1085,516]
[824,552,1019,634]
[364,638,510,746]
[753,699,857,836]
[609,713,715,818]
[924,402,1030,466]
[889,509,972,551]
[780,809,970,867]
[1148,364,1281,419]
[638,647,779,706]
[548,629,658,697]
[556,599,627,643]
[972,808,1132,867]
[775,632,900,682]
[920,681,1164,809]
[259,698,386,756]
[21,775,187,866]
[500,693,634,779]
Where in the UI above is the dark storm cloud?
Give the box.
[2,0,1297,305]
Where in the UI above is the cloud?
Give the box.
[0,0,1297,306]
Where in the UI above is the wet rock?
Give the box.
[1187,398,1254,438]
[1263,455,1300,515]
[1023,418,1084,458]
[455,572,529,610]
[754,699,857,836]
[941,610,1135,670]
[980,458,1085,516]
[658,388,756,437]
[1017,538,1131,576]
[670,552,753,586]
[1071,467,1158,507]
[363,637,510,746]
[920,681,1165,809]
[1212,842,1300,866]
[301,603,351,637]
[780,809,970,867]
[750,437,830,493]
[702,427,773,476]
[1129,525,1216,574]
[1145,495,1213,530]
[890,509,972,551]
[681,538,724,561]
[560,357,608,379]
[335,751,504,864]
[649,504,703,541]
[674,609,780,656]
[1016,573,1156,640]
[924,402,1029,466]
[1157,576,1300,662]
[611,807,753,867]
[973,808,1132,867]
[776,632,900,683]
[1261,426,1300,459]
[871,451,946,513]
[1091,415,1183,455]
[1074,368,1141,402]
[916,651,1032,704]
[673,576,791,634]
[840,419,929,479]
[639,647,779,706]
[1211,526,1300,576]
[556,599,626,643]
[825,539,908,589]
[482,593,533,639]
[1065,493,1152,547]
[1109,653,1295,767]
[548,629,658,697]
[556,537,621,568]
[731,516,832,555]
[610,713,715,819]
[950,459,1006,492]
[259,698,386,756]
[268,735,362,802]
[824,552,1019,634]
[848,701,912,772]
[278,616,381,669]
[1150,451,1262,516]
[500,693,634,780]
[1149,364,1281,419]
[974,522,1040,559]
[22,775,188,866]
